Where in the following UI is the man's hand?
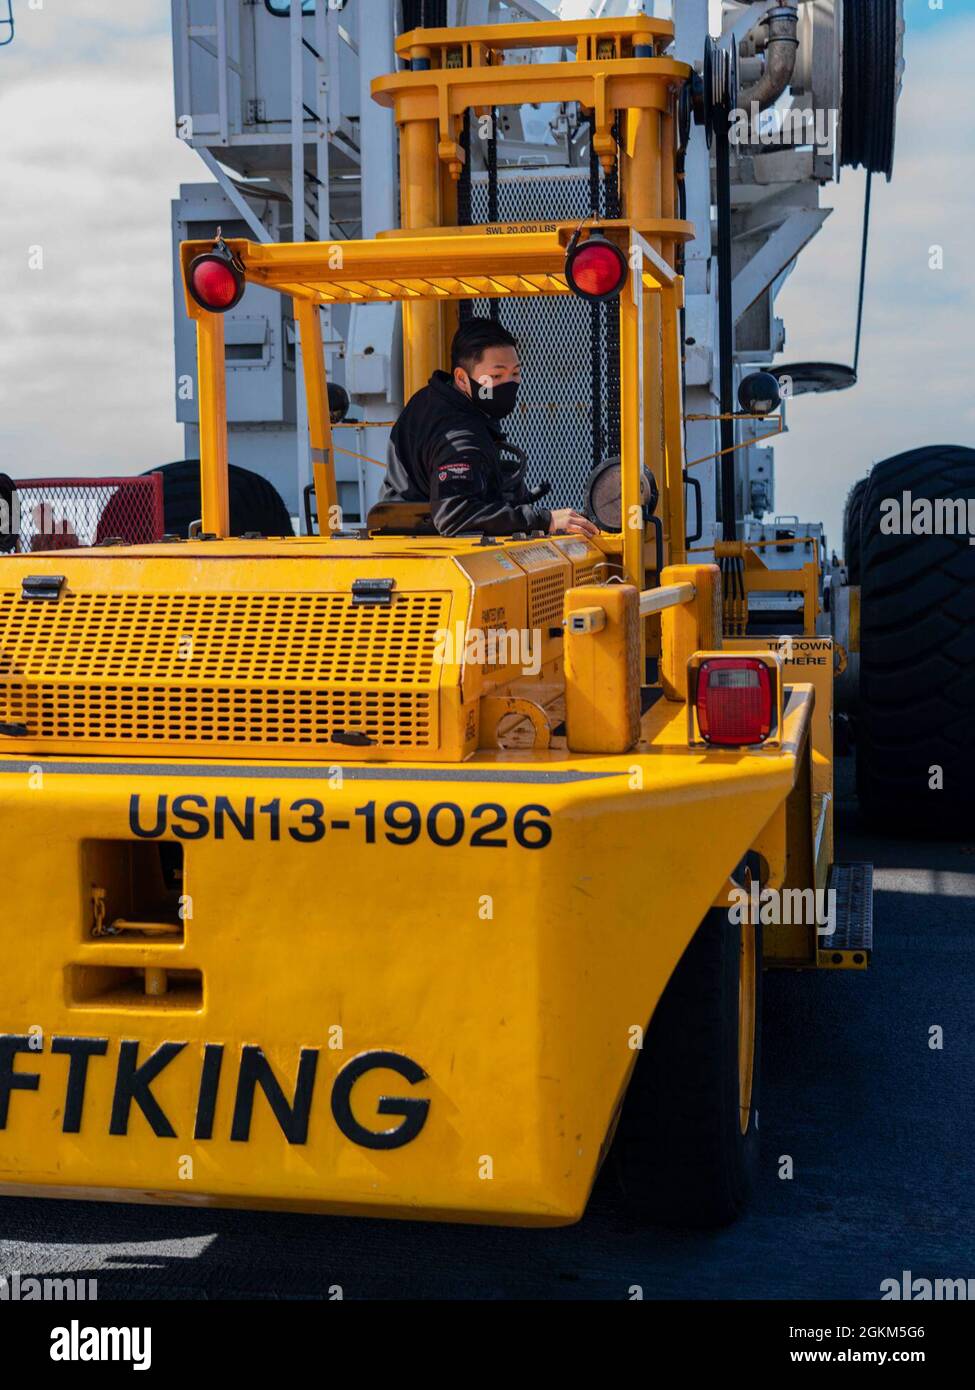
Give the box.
[548,508,599,538]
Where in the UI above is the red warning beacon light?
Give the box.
[186,237,246,313]
[564,230,629,302]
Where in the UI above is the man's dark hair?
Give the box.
[450,320,519,374]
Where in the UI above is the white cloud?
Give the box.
[0,4,204,478]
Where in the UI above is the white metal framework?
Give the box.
[168,0,901,554]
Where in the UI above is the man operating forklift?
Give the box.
[380,319,599,539]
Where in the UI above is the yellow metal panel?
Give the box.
[0,547,482,762]
[659,563,721,701]
[399,117,445,396]
[452,550,527,688]
[564,584,641,754]
[0,587,450,759]
[371,61,689,126]
[0,704,806,1222]
[195,313,229,539]
[394,17,676,58]
[782,724,817,965]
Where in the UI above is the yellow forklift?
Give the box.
[0,15,867,1228]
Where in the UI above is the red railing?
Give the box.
[6,476,165,552]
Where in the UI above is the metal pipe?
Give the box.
[568,583,696,636]
[290,0,305,241]
[399,112,443,398]
[197,313,230,537]
[291,0,311,524]
[715,115,736,541]
[639,583,696,618]
[742,3,799,111]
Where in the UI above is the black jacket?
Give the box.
[380,372,552,537]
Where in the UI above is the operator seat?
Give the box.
[366,500,440,537]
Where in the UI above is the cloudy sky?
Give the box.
[0,1,200,483]
[0,0,970,550]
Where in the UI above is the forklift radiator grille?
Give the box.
[0,684,438,750]
[0,590,448,752]
[528,571,566,631]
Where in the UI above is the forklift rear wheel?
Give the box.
[612,902,762,1228]
[842,476,868,584]
[856,445,975,835]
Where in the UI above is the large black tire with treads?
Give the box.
[612,902,762,1228]
[143,460,294,539]
[843,476,868,583]
[857,445,975,834]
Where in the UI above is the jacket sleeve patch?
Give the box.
[438,461,473,482]
[436,458,484,499]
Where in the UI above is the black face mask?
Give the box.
[466,377,520,420]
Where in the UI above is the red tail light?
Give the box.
[565,235,628,302]
[696,658,774,747]
[187,245,245,313]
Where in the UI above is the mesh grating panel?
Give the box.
[463,164,622,512]
[0,590,448,752]
[472,171,595,224]
[9,477,165,551]
[0,592,447,684]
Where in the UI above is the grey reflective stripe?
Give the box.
[380,438,410,499]
[445,429,480,453]
[0,760,625,785]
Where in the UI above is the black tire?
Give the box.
[143,461,294,539]
[843,476,868,584]
[612,901,762,1228]
[856,445,975,835]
